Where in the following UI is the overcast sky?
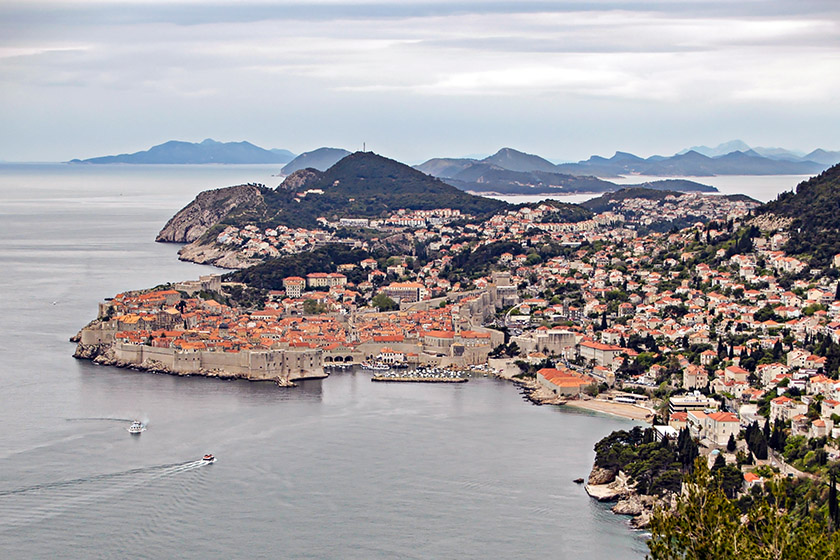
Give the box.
[1,0,838,163]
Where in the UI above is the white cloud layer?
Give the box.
[0,1,838,161]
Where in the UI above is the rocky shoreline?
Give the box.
[507,376,568,406]
[583,466,665,529]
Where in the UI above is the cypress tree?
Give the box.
[726,433,736,452]
[830,471,839,530]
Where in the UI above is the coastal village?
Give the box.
[75,186,840,527]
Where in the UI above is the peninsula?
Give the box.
[73,158,840,550]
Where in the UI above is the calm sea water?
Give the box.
[0,163,651,559]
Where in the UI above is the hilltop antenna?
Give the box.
[363,142,366,152]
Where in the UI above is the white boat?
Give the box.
[127,420,145,434]
[202,454,216,463]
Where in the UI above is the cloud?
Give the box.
[1,1,839,160]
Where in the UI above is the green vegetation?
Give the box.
[302,299,328,314]
[214,152,509,232]
[225,245,369,290]
[648,459,840,560]
[759,163,840,268]
[593,426,699,496]
[582,187,684,213]
[513,200,592,223]
[371,293,398,311]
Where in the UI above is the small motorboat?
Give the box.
[127,420,145,434]
[202,454,216,463]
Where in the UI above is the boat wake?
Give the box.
[0,460,210,529]
[65,417,136,423]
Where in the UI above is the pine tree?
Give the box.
[648,458,840,560]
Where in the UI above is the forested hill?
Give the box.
[160,152,511,241]
[757,163,840,268]
[269,152,508,226]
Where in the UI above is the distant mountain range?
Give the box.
[417,140,840,182]
[69,139,839,183]
[415,149,717,194]
[679,140,840,165]
[70,139,296,164]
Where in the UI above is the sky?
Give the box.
[1,0,839,163]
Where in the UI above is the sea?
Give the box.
[0,163,794,559]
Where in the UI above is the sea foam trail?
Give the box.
[0,460,209,529]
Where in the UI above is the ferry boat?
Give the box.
[202,454,216,463]
[127,420,145,434]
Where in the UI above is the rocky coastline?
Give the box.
[507,376,568,406]
[583,466,666,529]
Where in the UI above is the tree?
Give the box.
[302,299,326,315]
[830,468,839,531]
[371,293,398,311]
[727,433,737,453]
[648,458,840,560]
[647,459,744,560]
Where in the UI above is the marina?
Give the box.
[371,366,469,383]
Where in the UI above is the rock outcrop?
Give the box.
[176,240,261,269]
[588,466,617,485]
[584,466,668,529]
[748,212,794,233]
[156,184,265,243]
[278,168,322,191]
[585,469,631,502]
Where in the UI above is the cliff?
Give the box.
[156,184,266,243]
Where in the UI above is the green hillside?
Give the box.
[758,163,840,268]
[214,152,509,232]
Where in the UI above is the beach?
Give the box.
[565,399,654,422]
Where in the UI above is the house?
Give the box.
[700,349,717,366]
[282,276,306,298]
[724,365,749,383]
[787,349,809,368]
[536,367,596,397]
[706,411,741,446]
[809,418,834,439]
[769,396,808,423]
[578,339,623,367]
[683,365,709,390]
[743,472,764,492]
[383,282,428,303]
[669,411,688,431]
[821,399,840,418]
